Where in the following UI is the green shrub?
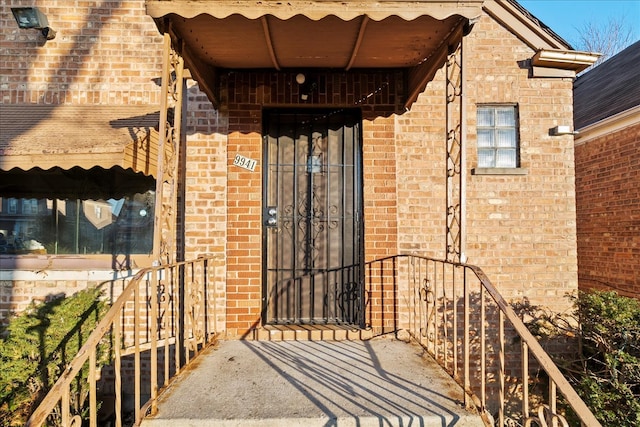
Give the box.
[0,288,107,426]
[573,291,640,426]
[527,291,640,427]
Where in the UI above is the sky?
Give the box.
[518,0,640,48]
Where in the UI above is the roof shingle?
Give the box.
[573,41,640,130]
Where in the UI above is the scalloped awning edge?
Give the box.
[145,0,484,22]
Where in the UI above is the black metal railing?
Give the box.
[365,254,601,427]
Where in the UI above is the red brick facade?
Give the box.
[181,14,579,336]
[2,2,580,335]
[575,124,640,298]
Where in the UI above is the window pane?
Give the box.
[478,149,495,168]
[496,149,516,168]
[8,199,17,214]
[477,108,494,127]
[476,105,519,169]
[477,129,494,147]
[496,107,515,127]
[23,199,39,215]
[0,192,154,255]
[496,129,516,148]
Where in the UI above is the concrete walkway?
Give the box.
[142,336,485,427]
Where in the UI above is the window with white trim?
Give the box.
[476,105,519,168]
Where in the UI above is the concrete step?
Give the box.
[142,337,485,427]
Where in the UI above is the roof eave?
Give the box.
[574,105,640,145]
[483,0,572,51]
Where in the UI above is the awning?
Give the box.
[0,166,156,200]
[146,0,484,22]
[0,104,160,176]
[146,0,485,109]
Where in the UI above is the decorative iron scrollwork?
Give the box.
[420,278,434,303]
[420,278,437,342]
[523,405,570,427]
[148,282,173,335]
[337,281,361,324]
[284,184,340,272]
[154,33,184,265]
[265,109,362,324]
[187,280,204,349]
[445,41,463,263]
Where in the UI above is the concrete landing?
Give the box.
[142,336,485,427]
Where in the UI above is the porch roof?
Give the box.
[146,0,598,110]
[146,0,485,109]
[145,0,485,22]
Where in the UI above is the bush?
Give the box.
[0,288,107,426]
[528,291,640,427]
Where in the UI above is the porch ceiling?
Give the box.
[154,13,467,70]
[146,0,484,108]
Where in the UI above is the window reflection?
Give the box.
[0,191,154,255]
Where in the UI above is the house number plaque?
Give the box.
[233,154,257,171]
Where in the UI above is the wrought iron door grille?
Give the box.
[263,109,364,325]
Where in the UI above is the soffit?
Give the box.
[166,13,465,70]
[146,1,484,109]
[0,104,159,177]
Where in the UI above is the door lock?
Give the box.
[266,206,277,226]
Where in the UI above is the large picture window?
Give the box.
[476,105,519,168]
[0,191,154,255]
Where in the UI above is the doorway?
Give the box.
[262,109,364,325]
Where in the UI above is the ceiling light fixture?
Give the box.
[11,7,56,40]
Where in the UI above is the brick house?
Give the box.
[1,0,598,337]
[574,41,640,299]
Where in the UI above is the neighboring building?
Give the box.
[574,41,640,299]
[1,0,598,336]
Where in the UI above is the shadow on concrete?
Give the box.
[143,338,484,427]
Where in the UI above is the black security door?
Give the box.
[263,109,364,325]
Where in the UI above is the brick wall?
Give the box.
[575,124,640,298]
[0,269,132,326]
[0,0,164,105]
[1,1,580,336]
[212,71,402,336]
[391,15,579,314]
[464,16,578,311]
[191,10,580,335]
